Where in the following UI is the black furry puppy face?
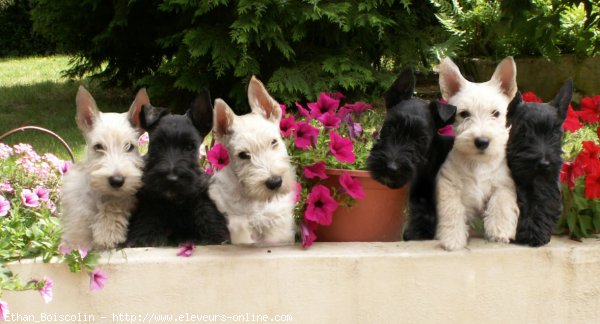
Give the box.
[367,68,456,189]
[507,79,573,182]
[140,90,214,200]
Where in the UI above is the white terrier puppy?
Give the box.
[435,57,519,251]
[209,76,296,245]
[61,86,147,250]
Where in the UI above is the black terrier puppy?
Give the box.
[506,79,573,247]
[127,90,229,246]
[367,68,456,241]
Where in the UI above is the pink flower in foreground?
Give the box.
[45,200,57,214]
[0,181,13,193]
[294,122,320,150]
[339,172,365,199]
[280,115,296,137]
[344,101,372,115]
[348,122,363,139]
[35,277,53,304]
[279,103,287,116]
[21,189,40,208]
[304,185,338,226]
[303,161,328,180]
[437,125,454,136]
[300,220,318,248]
[295,102,311,120]
[204,165,214,176]
[90,269,108,291]
[294,182,302,204]
[34,186,50,202]
[138,132,149,146]
[13,143,33,154]
[207,144,230,170]
[78,247,89,259]
[0,196,9,217]
[0,300,8,321]
[176,242,196,257]
[317,112,341,129]
[329,132,355,163]
[307,93,340,118]
[58,242,72,255]
[0,143,13,159]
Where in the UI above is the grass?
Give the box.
[0,56,132,161]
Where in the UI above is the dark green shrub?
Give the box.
[0,0,55,57]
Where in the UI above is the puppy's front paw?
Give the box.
[440,236,467,251]
[487,235,510,244]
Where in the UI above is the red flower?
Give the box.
[304,185,338,225]
[560,161,585,190]
[300,220,318,248]
[578,95,600,124]
[207,144,230,170]
[339,172,365,199]
[329,131,355,163]
[344,101,372,115]
[563,105,582,133]
[585,170,600,199]
[575,141,600,174]
[294,122,320,150]
[279,115,296,137]
[522,91,543,103]
[317,112,341,129]
[307,93,340,118]
[303,161,328,180]
[295,102,311,120]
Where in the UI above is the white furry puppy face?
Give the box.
[76,86,147,197]
[439,57,517,161]
[213,76,295,201]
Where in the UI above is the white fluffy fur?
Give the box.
[209,76,296,245]
[60,86,145,250]
[435,57,520,251]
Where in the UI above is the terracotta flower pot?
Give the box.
[315,168,408,242]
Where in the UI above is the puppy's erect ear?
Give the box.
[248,75,282,123]
[429,101,457,129]
[140,104,169,132]
[507,92,522,121]
[128,88,150,132]
[438,57,467,100]
[384,67,415,109]
[76,85,100,133]
[549,78,573,122]
[213,98,236,137]
[490,56,517,99]
[186,88,214,138]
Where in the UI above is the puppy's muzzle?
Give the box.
[474,137,490,151]
[108,175,125,188]
[265,176,283,190]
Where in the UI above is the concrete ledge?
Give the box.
[5,237,600,323]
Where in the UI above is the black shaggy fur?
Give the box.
[126,90,229,246]
[367,68,456,241]
[507,79,573,247]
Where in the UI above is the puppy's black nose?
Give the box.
[265,176,283,190]
[538,159,551,169]
[474,137,490,150]
[166,173,178,182]
[108,176,125,188]
[387,162,399,172]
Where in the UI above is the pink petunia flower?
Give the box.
[58,242,72,255]
[0,300,9,321]
[35,276,53,304]
[327,92,345,100]
[294,182,302,204]
[13,143,33,154]
[294,122,320,150]
[90,269,108,291]
[204,165,214,175]
[78,247,89,259]
[0,143,13,159]
[0,195,9,217]
[437,125,454,136]
[303,161,328,180]
[304,185,338,226]
[34,186,50,202]
[339,172,365,199]
[58,160,72,175]
[307,93,340,119]
[0,181,13,194]
[317,112,341,129]
[176,242,196,257]
[21,189,40,208]
[329,132,355,163]
[295,102,311,120]
[279,103,287,116]
[280,115,296,137]
[300,220,318,248]
[207,144,230,170]
[45,200,57,214]
[348,122,363,139]
[344,101,372,115]
[138,132,150,146]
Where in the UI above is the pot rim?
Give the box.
[324,168,370,177]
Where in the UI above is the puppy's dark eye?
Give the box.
[124,143,135,152]
[492,110,500,118]
[271,139,278,147]
[238,152,250,160]
[93,143,104,152]
[185,144,195,152]
[459,111,471,119]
